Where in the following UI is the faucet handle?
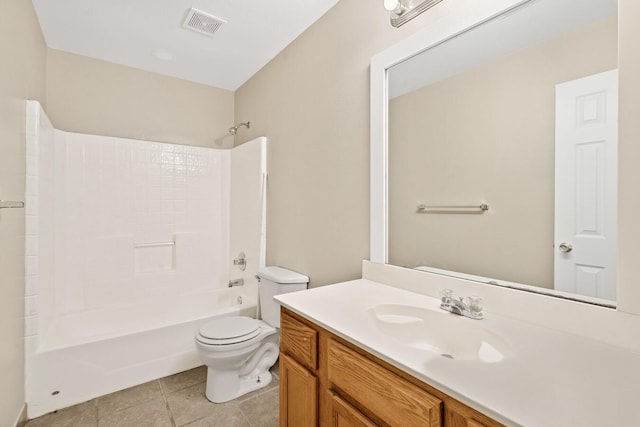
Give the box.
[440,288,454,302]
[465,295,484,316]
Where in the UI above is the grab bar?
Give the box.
[0,200,25,209]
[417,203,489,212]
[134,241,175,248]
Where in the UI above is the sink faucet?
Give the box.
[439,289,483,320]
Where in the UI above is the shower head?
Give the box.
[228,121,250,135]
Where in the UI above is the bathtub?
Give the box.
[25,287,257,418]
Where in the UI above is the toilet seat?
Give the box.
[197,316,262,346]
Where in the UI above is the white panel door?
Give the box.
[554,70,617,301]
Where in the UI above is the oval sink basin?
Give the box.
[366,304,512,363]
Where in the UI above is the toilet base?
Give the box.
[204,367,274,403]
[196,320,280,403]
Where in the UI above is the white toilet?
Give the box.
[195,266,309,403]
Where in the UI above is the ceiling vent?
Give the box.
[182,8,226,37]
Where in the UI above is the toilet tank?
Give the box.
[258,266,309,328]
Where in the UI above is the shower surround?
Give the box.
[24,101,267,417]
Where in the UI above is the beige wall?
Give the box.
[618,0,640,314]
[388,17,617,289]
[0,0,47,425]
[46,49,234,148]
[234,0,443,287]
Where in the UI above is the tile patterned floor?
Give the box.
[24,364,280,427]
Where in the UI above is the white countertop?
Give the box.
[275,279,640,427]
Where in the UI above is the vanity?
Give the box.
[277,290,503,426]
[275,277,640,426]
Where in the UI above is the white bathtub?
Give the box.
[25,287,257,418]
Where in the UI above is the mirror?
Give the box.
[385,0,618,304]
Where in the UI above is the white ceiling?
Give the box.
[32,0,340,91]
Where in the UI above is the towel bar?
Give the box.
[416,203,489,212]
[0,200,25,209]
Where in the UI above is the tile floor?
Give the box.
[24,364,280,427]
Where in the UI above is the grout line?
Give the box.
[235,386,272,404]
[96,394,102,420]
[237,391,279,427]
[92,399,98,426]
[161,366,208,395]
[158,380,177,427]
[158,379,167,397]
[237,405,255,427]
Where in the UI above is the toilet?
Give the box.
[195,266,309,403]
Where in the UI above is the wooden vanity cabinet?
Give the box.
[280,311,319,426]
[444,400,498,427]
[328,392,377,427]
[279,307,504,427]
[280,354,318,426]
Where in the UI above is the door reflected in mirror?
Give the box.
[387,0,618,303]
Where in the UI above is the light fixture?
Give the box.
[383,0,444,27]
[383,0,400,12]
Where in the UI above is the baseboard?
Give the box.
[13,404,27,427]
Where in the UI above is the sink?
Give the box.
[366,304,512,363]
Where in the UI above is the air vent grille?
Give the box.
[183,8,226,37]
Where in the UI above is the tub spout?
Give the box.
[228,278,244,287]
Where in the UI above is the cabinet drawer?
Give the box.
[327,338,442,427]
[280,310,318,371]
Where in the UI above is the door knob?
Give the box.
[559,242,573,253]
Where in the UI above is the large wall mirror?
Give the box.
[372,0,618,306]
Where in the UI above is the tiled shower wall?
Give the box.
[25,102,231,340]
[25,102,55,340]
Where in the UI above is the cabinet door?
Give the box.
[280,353,318,427]
[329,392,377,427]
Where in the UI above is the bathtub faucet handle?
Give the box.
[233,252,247,271]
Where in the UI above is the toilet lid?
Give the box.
[198,316,261,344]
